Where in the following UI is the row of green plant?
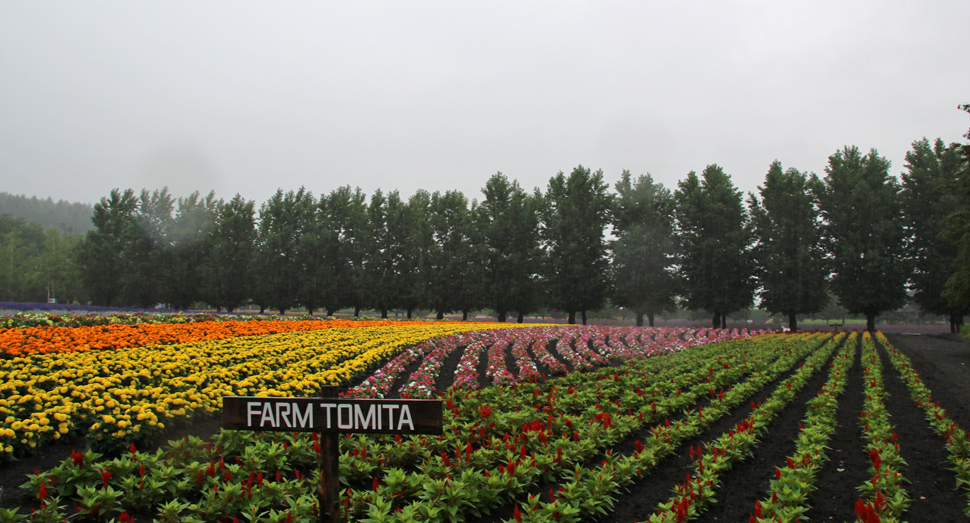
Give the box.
[849,333,909,522]
[488,333,839,523]
[750,331,857,522]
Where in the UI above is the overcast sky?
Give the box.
[2,1,968,208]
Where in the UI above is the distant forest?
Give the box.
[0,193,94,234]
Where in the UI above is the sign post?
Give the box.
[318,386,339,523]
[223,390,443,523]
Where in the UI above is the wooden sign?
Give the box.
[222,396,443,435]
[223,387,444,523]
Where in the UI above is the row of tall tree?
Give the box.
[66,134,969,332]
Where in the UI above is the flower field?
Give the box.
[2,319,969,522]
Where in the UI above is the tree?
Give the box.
[610,171,678,326]
[479,173,544,323]
[168,191,218,310]
[427,191,471,319]
[0,215,46,302]
[542,166,612,325]
[202,194,256,312]
[817,146,909,332]
[122,189,174,309]
[455,199,487,321]
[256,188,313,314]
[398,190,434,318]
[942,105,970,319]
[323,186,368,316]
[366,190,408,318]
[748,161,828,331]
[80,189,138,305]
[901,138,967,332]
[675,165,755,328]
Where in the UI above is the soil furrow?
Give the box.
[875,338,965,522]
[697,341,841,521]
[803,334,869,522]
[589,340,832,523]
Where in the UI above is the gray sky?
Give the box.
[2,1,968,207]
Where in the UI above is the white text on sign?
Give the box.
[245,401,414,431]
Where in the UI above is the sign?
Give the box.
[224,387,443,523]
[223,396,443,434]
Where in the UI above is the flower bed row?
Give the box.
[0,318,463,357]
[0,323,516,457]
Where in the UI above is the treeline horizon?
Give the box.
[3,131,970,332]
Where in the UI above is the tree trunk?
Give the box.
[436,311,444,320]
[866,313,876,333]
[568,311,575,324]
[515,312,523,323]
[713,313,720,328]
[635,313,644,327]
[354,306,361,318]
[581,310,587,325]
[381,309,388,319]
[279,308,286,315]
[462,310,468,321]
[406,309,412,319]
[259,305,265,314]
[788,313,797,332]
[498,310,507,323]
[326,308,334,317]
[648,312,655,327]
[720,314,727,329]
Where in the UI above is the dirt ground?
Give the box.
[2,331,969,521]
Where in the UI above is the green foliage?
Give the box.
[610,171,677,326]
[427,190,480,319]
[169,192,219,310]
[748,161,828,331]
[80,188,139,306]
[255,188,315,314]
[941,105,970,322]
[817,146,909,331]
[542,166,612,324]
[0,214,85,304]
[675,165,755,327]
[900,138,966,330]
[202,194,257,312]
[0,192,94,235]
[479,173,543,323]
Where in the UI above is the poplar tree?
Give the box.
[901,138,966,332]
[479,173,543,322]
[610,171,678,326]
[168,191,217,310]
[817,146,909,332]
[675,165,755,328]
[427,190,473,319]
[941,105,970,320]
[203,194,256,312]
[80,189,138,305]
[542,166,612,325]
[748,161,828,331]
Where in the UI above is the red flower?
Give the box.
[513,504,523,523]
